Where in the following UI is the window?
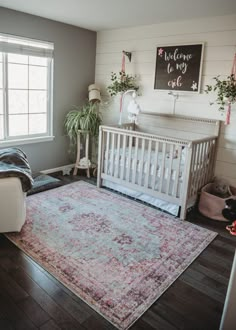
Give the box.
[0,33,54,146]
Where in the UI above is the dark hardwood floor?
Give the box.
[0,174,236,330]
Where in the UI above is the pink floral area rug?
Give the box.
[6,181,217,330]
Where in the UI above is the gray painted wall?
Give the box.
[0,7,96,172]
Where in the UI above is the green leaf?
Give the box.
[204,74,236,112]
[64,101,102,154]
[107,71,139,97]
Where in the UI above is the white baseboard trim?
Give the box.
[40,164,75,176]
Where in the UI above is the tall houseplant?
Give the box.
[64,101,102,156]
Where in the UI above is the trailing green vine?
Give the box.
[107,71,139,97]
[205,74,236,111]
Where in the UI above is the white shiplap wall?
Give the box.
[95,14,236,185]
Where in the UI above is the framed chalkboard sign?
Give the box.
[154,43,204,92]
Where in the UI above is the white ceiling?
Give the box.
[0,0,236,31]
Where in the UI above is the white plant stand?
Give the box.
[73,130,91,177]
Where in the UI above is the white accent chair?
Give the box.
[220,250,236,330]
[0,177,26,233]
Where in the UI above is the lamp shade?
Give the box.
[88,84,101,103]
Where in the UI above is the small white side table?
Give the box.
[73,130,91,177]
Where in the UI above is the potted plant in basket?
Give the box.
[205,74,236,123]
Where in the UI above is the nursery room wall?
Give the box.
[95,14,236,186]
[0,7,96,172]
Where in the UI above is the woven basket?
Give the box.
[198,183,236,221]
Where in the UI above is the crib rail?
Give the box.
[97,125,218,219]
[188,137,217,201]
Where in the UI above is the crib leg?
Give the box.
[180,204,187,220]
[97,127,103,188]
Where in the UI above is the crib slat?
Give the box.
[110,133,115,176]
[144,140,152,188]
[189,144,196,196]
[105,131,110,175]
[203,141,211,185]
[207,140,215,182]
[199,141,207,188]
[126,135,132,182]
[132,137,139,184]
[120,134,127,180]
[114,134,121,178]
[97,127,103,187]
[195,143,203,192]
[192,143,199,196]
[173,145,182,197]
[166,144,174,194]
[198,141,204,189]
[189,144,197,197]
[138,138,145,186]
[193,143,200,196]
[199,142,205,189]
[202,140,209,185]
[159,143,166,193]
[191,143,199,196]
[193,143,201,194]
[152,141,159,190]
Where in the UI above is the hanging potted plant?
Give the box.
[64,101,102,156]
[107,71,139,125]
[107,71,139,96]
[205,74,236,123]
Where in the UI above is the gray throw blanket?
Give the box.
[0,148,34,192]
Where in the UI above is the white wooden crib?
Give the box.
[97,113,220,220]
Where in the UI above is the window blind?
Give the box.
[0,33,54,58]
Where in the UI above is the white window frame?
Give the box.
[0,33,54,147]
